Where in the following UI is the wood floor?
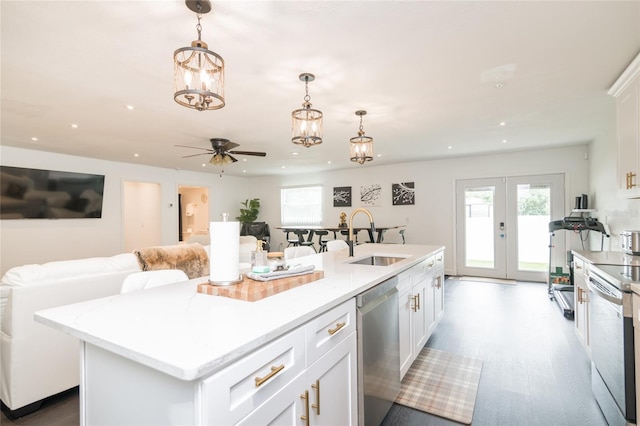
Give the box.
[1,278,607,426]
[382,278,607,426]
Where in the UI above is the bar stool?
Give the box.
[295,229,316,252]
[315,230,331,252]
[286,231,300,247]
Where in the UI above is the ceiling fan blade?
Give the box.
[175,144,212,151]
[182,152,213,158]
[228,150,267,157]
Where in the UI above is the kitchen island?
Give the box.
[35,243,444,425]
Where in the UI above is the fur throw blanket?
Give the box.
[134,243,209,279]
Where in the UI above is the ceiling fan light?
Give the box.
[292,73,323,147]
[174,0,225,111]
[349,110,373,164]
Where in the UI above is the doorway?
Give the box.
[123,181,162,252]
[455,174,564,282]
[178,186,210,243]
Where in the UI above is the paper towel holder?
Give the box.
[208,213,243,286]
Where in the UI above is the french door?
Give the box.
[455,174,564,282]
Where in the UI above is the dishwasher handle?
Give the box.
[356,276,399,308]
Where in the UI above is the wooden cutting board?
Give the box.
[197,270,324,302]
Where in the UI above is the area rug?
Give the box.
[458,276,516,285]
[396,348,483,424]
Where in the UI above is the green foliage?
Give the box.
[236,198,260,223]
[518,189,549,216]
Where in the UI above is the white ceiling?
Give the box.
[2,1,639,177]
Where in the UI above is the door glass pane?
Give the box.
[516,183,550,271]
[465,187,494,268]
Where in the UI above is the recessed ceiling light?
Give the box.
[502,139,507,143]
[70,124,79,128]
[242,158,247,162]
[281,166,286,169]
[243,170,246,173]
[291,152,299,156]
[202,163,206,167]
[448,146,453,150]
[499,121,506,126]
[31,137,38,141]
[126,105,134,110]
[377,154,382,158]
[327,161,332,164]
[134,153,139,157]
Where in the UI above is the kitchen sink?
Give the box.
[349,255,407,266]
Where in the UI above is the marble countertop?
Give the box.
[572,250,640,267]
[35,243,443,381]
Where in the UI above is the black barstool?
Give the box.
[295,229,316,252]
[315,230,331,252]
[286,231,300,247]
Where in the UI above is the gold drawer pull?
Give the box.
[255,364,285,387]
[311,379,320,415]
[411,295,418,312]
[328,322,346,335]
[300,390,310,425]
[416,293,420,310]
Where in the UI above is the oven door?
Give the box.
[588,272,635,424]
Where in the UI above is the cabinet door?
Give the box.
[398,284,413,378]
[412,279,428,356]
[573,258,590,354]
[235,374,306,426]
[307,332,358,426]
[617,76,640,198]
[433,273,445,323]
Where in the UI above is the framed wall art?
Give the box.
[392,182,415,205]
[333,186,352,207]
[360,184,381,207]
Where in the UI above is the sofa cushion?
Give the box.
[133,243,209,279]
[1,253,139,287]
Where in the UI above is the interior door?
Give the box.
[123,181,161,252]
[456,174,564,281]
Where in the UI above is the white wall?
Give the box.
[0,146,249,275]
[249,144,590,275]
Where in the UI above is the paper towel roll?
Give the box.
[209,220,240,284]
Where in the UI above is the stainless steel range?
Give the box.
[588,263,640,426]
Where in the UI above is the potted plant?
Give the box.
[236,198,260,223]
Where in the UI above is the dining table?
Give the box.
[276,224,406,246]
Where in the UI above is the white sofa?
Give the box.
[0,252,142,416]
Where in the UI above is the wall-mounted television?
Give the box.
[0,166,105,219]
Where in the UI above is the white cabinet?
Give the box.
[398,264,428,378]
[572,255,590,355]
[398,253,444,379]
[209,298,357,426]
[609,52,640,199]
[82,299,357,426]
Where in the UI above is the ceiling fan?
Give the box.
[176,138,267,166]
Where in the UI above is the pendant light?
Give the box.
[350,110,374,164]
[174,0,225,111]
[291,73,323,147]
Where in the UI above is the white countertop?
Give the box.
[572,250,640,267]
[35,244,443,381]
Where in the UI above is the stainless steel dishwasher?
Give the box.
[356,276,400,426]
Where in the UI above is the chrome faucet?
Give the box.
[347,208,376,257]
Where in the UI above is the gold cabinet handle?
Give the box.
[255,364,285,387]
[630,172,637,189]
[577,287,583,304]
[328,322,346,335]
[416,293,420,310]
[300,390,310,425]
[411,295,418,312]
[311,379,320,415]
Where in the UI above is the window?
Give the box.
[281,185,322,226]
